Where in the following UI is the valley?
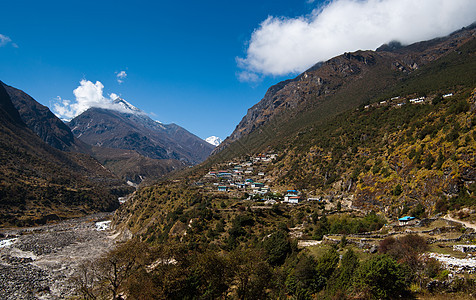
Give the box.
[0,20,475,299]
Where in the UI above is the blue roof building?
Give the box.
[398,216,417,225]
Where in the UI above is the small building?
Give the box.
[288,196,301,204]
[252,182,264,189]
[443,93,453,98]
[217,172,232,178]
[307,197,322,202]
[258,172,265,176]
[218,186,228,192]
[284,190,299,202]
[398,216,417,226]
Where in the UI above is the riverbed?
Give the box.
[0,213,122,299]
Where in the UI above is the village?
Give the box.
[192,149,476,279]
[196,152,315,204]
[363,91,454,110]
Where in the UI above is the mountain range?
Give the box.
[0,80,215,225]
[68,99,214,164]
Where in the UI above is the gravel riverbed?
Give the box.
[0,213,121,299]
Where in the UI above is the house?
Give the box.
[288,196,301,204]
[252,182,264,189]
[284,190,299,202]
[217,172,232,178]
[398,216,417,226]
[443,93,453,98]
[307,197,322,202]
[258,172,265,176]
[218,186,228,192]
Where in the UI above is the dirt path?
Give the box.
[0,213,122,299]
[442,214,476,231]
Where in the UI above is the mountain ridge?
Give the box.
[214,25,476,156]
[69,106,214,164]
[0,83,126,226]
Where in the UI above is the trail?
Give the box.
[442,214,476,231]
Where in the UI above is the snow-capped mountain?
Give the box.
[206,136,222,147]
[111,96,143,114]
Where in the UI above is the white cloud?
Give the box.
[116,70,127,83]
[0,34,17,48]
[238,0,476,80]
[52,79,141,120]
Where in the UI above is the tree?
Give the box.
[97,240,149,300]
[355,255,408,299]
[72,240,150,300]
[339,249,359,289]
[229,248,274,300]
[71,260,101,300]
[286,254,320,299]
[262,230,292,266]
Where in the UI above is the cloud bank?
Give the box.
[238,0,476,80]
[53,79,140,120]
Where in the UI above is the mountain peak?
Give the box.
[206,136,222,147]
[111,96,142,114]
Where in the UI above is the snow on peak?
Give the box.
[206,136,222,146]
[112,97,142,114]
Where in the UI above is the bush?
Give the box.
[355,255,408,299]
[262,230,292,266]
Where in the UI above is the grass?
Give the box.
[428,242,472,259]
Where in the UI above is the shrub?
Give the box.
[355,255,408,299]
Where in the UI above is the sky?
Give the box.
[0,0,475,141]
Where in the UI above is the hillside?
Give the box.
[3,82,77,151]
[117,26,476,239]
[0,83,126,227]
[80,26,476,300]
[214,24,476,158]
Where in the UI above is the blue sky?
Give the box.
[1,0,475,141]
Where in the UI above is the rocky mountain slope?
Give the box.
[0,83,125,227]
[214,24,476,155]
[3,82,77,151]
[68,105,214,164]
